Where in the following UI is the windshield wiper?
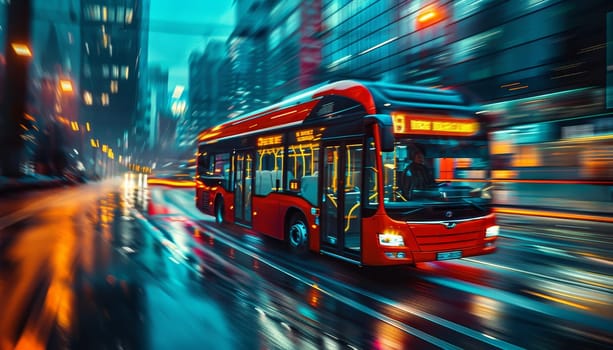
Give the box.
[462,198,486,211]
[400,207,426,215]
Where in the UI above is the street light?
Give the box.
[59,79,74,93]
[10,43,32,57]
[416,5,445,29]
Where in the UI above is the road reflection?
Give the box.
[139,180,613,349]
[1,177,611,349]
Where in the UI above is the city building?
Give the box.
[268,0,323,102]
[184,40,232,151]
[0,0,81,176]
[201,39,231,128]
[314,0,612,210]
[185,51,206,149]
[79,0,149,152]
[227,0,275,115]
[320,0,400,84]
[144,65,168,152]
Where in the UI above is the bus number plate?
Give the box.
[437,250,462,260]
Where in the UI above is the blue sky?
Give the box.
[148,0,235,89]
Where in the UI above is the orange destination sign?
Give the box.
[391,112,479,136]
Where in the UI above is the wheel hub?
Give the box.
[289,221,307,248]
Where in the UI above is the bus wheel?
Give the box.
[287,213,308,250]
[215,198,224,224]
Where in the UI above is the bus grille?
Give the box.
[201,192,210,211]
[411,225,482,252]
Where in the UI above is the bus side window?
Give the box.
[197,152,210,176]
[213,153,231,191]
[365,137,378,207]
[287,142,319,202]
[256,147,284,195]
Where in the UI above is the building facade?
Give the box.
[268,0,323,102]
[79,0,149,151]
[320,0,400,84]
[227,0,274,116]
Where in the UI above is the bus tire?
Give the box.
[287,212,308,251]
[215,197,224,224]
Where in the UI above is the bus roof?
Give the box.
[197,80,477,144]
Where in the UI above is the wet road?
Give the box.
[0,177,611,349]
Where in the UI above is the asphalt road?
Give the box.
[0,178,611,349]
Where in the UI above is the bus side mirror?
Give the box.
[365,114,394,152]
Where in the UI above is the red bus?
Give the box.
[195,80,498,266]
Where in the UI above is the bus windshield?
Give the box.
[379,138,492,219]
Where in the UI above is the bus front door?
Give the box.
[234,151,254,226]
[321,143,362,261]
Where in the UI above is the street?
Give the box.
[0,178,611,349]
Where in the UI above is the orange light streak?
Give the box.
[493,207,613,224]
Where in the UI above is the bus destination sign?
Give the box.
[392,112,479,136]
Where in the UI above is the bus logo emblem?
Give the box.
[444,222,457,229]
[445,211,453,218]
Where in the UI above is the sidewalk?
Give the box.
[0,175,67,195]
[492,183,613,223]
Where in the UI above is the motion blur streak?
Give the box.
[147,178,195,188]
[493,207,613,223]
[2,194,92,350]
[525,291,589,311]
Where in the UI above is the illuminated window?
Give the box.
[125,8,134,24]
[512,145,541,167]
[270,27,281,49]
[83,91,93,105]
[101,93,109,106]
[109,7,115,22]
[122,66,130,80]
[102,33,109,48]
[112,65,119,78]
[110,80,118,93]
[93,5,101,21]
[454,0,494,20]
[102,6,108,21]
[452,29,502,64]
[117,7,125,24]
[287,11,299,34]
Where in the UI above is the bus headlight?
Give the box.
[379,233,405,247]
[485,225,499,238]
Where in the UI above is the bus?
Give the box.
[195,80,498,266]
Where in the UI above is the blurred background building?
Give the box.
[186,0,612,213]
[226,0,273,118]
[268,0,323,102]
[0,0,611,194]
[186,39,231,142]
[80,0,149,153]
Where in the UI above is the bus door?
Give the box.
[320,142,363,260]
[234,150,254,226]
